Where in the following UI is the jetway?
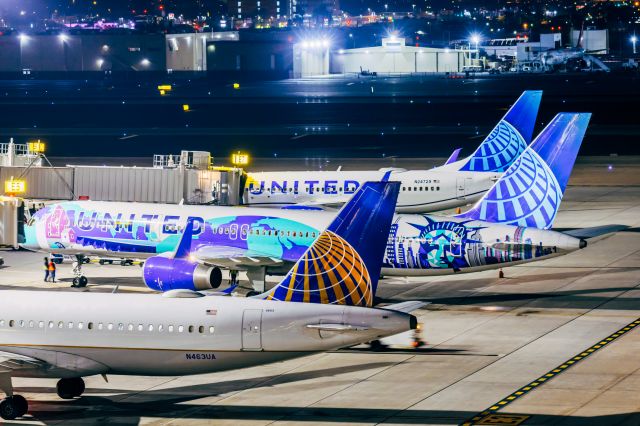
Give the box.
[0,197,24,249]
[0,151,247,205]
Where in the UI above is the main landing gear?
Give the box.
[72,255,89,288]
[0,373,27,420]
[0,395,28,420]
[56,377,85,400]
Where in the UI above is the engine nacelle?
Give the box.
[142,254,222,292]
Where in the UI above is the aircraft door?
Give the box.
[241,309,263,351]
[456,178,466,199]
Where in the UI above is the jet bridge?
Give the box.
[0,197,25,249]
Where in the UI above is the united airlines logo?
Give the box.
[475,149,561,230]
[460,120,527,173]
[265,231,373,307]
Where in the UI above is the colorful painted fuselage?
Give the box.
[23,201,582,276]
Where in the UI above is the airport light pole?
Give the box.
[470,34,480,61]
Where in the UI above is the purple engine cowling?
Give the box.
[142,255,222,292]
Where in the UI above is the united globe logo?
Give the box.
[266,231,373,307]
[477,149,561,230]
[460,120,527,173]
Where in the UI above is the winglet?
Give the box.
[457,113,591,229]
[174,219,195,259]
[457,90,543,172]
[262,181,400,307]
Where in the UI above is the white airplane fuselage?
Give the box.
[244,168,498,213]
[0,291,412,378]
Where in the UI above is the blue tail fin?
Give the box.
[174,218,195,258]
[457,113,591,229]
[263,181,400,307]
[458,90,543,172]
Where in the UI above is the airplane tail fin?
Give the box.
[262,181,400,307]
[457,113,591,229]
[457,90,543,172]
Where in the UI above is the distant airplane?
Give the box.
[243,90,543,213]
[0,181,421,420]
[22,113,598,292]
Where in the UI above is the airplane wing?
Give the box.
[0,348,108,376]
[192,245,287,268]
[0,352,47,373]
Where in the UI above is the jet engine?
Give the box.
[142,254,222,292]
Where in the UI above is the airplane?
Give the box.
[242,90,542,213]
[0,181,420,420]
[22,113,594,293]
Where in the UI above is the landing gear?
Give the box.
[0,395,28,420]
[0,373,27,420]
[71,255,88,288]
[56,377,85,399]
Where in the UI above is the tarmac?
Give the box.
[0,159,639,425]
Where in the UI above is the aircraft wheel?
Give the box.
[99,260,106,265]
[12,395,27,417]
[57,377,85,399]
[72,277,80,287]
[0,395,27,420]
[79,276,88,287]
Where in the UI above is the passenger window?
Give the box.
[188,325,194,333]
[88,322,94,330]
[19,320,24,327]
[67,322,73,329]
[28,320,34,328]
[431,186,434,191]
[99,323,104,330]
[48,321,54,329]
[437,186,440,191]
[39,321,44,329]
[168,325,174,332]
[178,325,184,333]
[58,321,63,329]
[199,326,204,334]
[117,323,124,331]
[158,324,164,332]
[148,324,154,332]
[209,326,215,334]
[9,320,14,327]
[107,323,114,331]
[408,187,412,191]
[127,324,133,332]
[402,187,405,191]
[138,324,143,332]
[0,320,4,327]
[78,322,84,330]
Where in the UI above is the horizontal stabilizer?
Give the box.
[561,224,629,239]
[382,301,428,313]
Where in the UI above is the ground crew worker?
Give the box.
[230,270,238,285]
[48,259,56,283]
[43,257,50,282]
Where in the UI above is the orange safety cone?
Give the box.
[455,207,461,214]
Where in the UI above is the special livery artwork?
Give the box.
[25,201,581,278]
[383,216,573,272]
